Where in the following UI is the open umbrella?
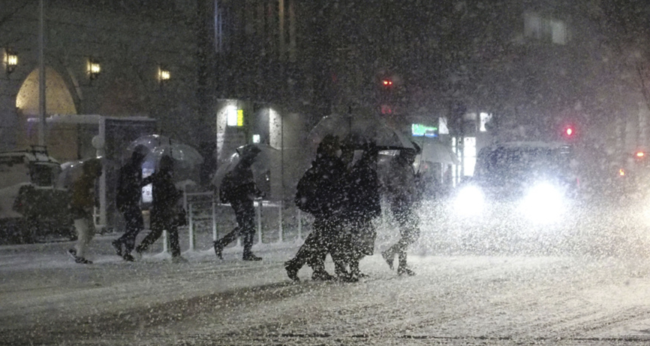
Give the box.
[58,157,106,189]
[211,143,278,194]
[127,134,204,168]
[308,113,415,151]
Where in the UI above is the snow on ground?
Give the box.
[3,202,650,345]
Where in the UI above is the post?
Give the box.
[212,195,218,241]
[188,202,195,251]
[162,231,169,254]
[38,0,46,146]
[277,204,283,243]
[98,119,107,229]
[256,200,262,244]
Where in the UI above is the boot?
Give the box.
[381,248,395,270]
[312,269,335,281]
[241,231,261,261]
[397,266,416,276]
[350,260,367,279]
[111,239,124,257]
[284,260,300,282]
[213,240,224,260]
[397,251,415,276]
[243,252,262,261]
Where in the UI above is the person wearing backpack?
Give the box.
[213,146,265,261]
[285,135,347,281]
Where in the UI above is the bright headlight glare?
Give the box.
[454,185,485,216]
[520,182,565,223]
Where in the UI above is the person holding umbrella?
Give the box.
[134,155,187,263]
[337,141,382,281]
[213,145,265,261]
[285,135,347,281]
[112,145,148,262]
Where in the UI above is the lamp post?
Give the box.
[38,0,46,146]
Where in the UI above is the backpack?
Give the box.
[294,167,320,214]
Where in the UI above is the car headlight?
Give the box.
[519,182,565,223]
[453,185,485,216]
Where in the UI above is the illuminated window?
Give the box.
[524,11,568,45]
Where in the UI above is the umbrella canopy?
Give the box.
[308,113,415,151]
[418,141,459,165]
[58,157,105,189]
[211,143,278,194]
[127,134,204,168]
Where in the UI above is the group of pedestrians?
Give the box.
[67,137,422,283]
[284,135,421,282]
[111,146,187,263]
[68,145,186,264]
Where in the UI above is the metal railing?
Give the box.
[161,191,300,254]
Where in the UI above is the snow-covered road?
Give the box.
[3,202,650,345]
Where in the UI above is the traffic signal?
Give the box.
[378,78,395,114]
[563,125,575,137]
[560,124,577,141]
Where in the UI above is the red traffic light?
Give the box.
[561,125,577,139]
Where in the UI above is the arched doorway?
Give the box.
[15,67,78,161]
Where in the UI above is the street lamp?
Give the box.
[158,66,170,85]
[4,49,18,75]
[87,58,101,80]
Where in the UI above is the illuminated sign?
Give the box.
[237,109,244,127]
[228,108,244,127]
[412,123,438,138]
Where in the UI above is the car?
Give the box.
[448,141,579,226]
[0,146,74,244]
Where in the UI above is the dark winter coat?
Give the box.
[116,160,143,211]
[220,163,263,203]
[295,154,347,219]
[143,170,182,222]
[70,159,102,212]
[344,155,381,222]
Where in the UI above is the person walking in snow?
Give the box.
[285,135,347,282]
[213,145,265,261]
[134,155,187,263]
[112,145,148,262]
[336,141,381,281]
[67,158,102,264]
[381,147,421,276]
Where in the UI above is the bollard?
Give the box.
[212,197,217,241]
[162,230,169,254]
[188,203,195,251]
[256,200,263,244]
[277,202,284,243]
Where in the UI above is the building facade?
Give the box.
[0,0,206,161]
